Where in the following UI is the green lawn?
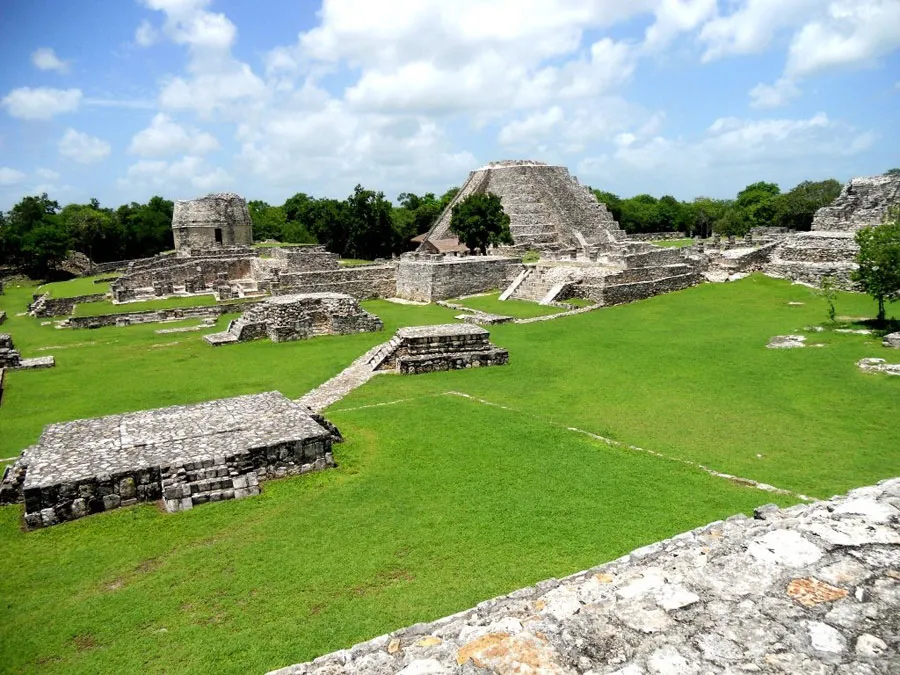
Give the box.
[72,294,221,317]
[1,274,898,674]
[651,238,694,248]
[453,292,565,318]
[38,275,112,298]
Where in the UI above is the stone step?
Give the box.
[499,268,531,301]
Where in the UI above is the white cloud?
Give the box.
[786,0,900,78]
[31,47,70,74]
[644,0,717,50]
[1,87,82,120]
[749,77,802,109]
[35,167,61,180]
[129,113,220,156]
[119,155,233,195]
[699,0,821,62]
[135,20,160,47]
[499,106,564,145]
[58,129,112,164]
[0,167,26,186]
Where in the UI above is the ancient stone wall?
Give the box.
[64,300,259,329]
[171,193,253,255]
[111,256,254,301]
[396,257,522,302]
[28,293,107,317]
[275,265,397,300]
[812,174,900,232]
[266,246,341,271]
[270,478,900,675]
[376,324,509,375]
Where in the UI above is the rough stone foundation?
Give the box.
[377,324,509,375]
[203,292,383,345]
[396,256,522,303]
[270,478,900,675]
[0,392,339,529]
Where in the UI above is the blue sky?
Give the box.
[1,0,898,210]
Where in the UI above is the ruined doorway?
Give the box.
[214,228,223,244]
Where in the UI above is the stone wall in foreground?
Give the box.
[271,479,900,674]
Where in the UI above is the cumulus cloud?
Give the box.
[1,87,82,120]
[129,113,220,156]
[58,129,112,164]
[31,47,70,74]
[749,77,802,109]
[119,155,233,194]
[644,0,717,50]
[135,20,160,47]
[0,167,26,186]
[35,167,61,180]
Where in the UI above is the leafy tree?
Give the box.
[304,198,350,255]
[690,198,730,239]
[772,179,841,231]
[59,201,124,262]
[450,192,513,254]
[886,168,900,176]
[20,221,71,277]
[345,185,395,259]
[248,200,286,242]
[852,215,900,322]
[116,196,174,259]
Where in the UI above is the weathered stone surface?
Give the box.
[172,192,253,255]
[268,480,900,675]
[381,324,508,375]
[204,293,382,345]
[0,333,55,370]
[812,174,900,233]
[857,358,900,376]
[396,257,522,303]
[421,160,625,253]
[767,335,807,349]
[883,332,900,349]
[0,392,339,528]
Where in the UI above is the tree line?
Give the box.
[5,172,896,279]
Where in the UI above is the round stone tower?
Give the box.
[171,193,253,256]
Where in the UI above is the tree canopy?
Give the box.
[852,213,900,322]
[449,192,513,255]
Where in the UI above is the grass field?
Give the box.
[651,238,695,248]
[38,275,113,297]
[452,292,564,318]
[1,274,898,674]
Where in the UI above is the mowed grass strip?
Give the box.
[453,292,564,318]
[0,395,794,675]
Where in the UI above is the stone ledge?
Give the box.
[269,479,900,675]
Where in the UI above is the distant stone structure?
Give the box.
[766,173,900,288]
[0,392,340,529]
[396,256,522,302]
[376,324,509,375]
[203,293,383,346]
[270,478,900,675]
[172,193,253,256]
[420,160,626,254]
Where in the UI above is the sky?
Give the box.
[0,0,898,211]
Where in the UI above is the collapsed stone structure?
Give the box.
[766,173,900,288]
[0,392,340,529]
[271,478,900,675]
[420,160,626,254]
[203,293,383,346]
[172,193,253,255]
[0,333,55,370]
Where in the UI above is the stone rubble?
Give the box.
[767,335,808,349]
[270,478,900,675]
[857,358,900,376]
[883,332,900,349]
[0,332,55,369]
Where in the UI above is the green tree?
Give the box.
[59,201,124,262]
[852,215,900,322]
[248,200,287,242]
[735,181,781,231]
[817,275,839,322]
[772,179,841,231]
[450,192,513,254]
[345,185,394,259]
[886,168,900,176]
[690,198,730,238]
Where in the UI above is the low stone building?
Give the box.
[203,292,383,346]
[0,391,340,529]
[375,324,509,375]
[396,255,523,302]
[172,192,253,256]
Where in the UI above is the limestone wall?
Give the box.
[270,478,900,675]
[812,174,900,232]
[28,293,107,317]
[64,300,259,329]
[275,265,397,300]
[396,257,522,302]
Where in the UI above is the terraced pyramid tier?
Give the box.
[421,160,625,252]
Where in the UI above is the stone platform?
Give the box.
[271,479,900,675]
[204,292,383,345]
[0,392,339,529]
[378,324,508,375]
[0,333,55,370]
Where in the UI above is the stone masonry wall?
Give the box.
[396,257,522,302]
[172,193,253,254]
[271,478,900,675]
[812,174,900,232]
[29,293,107,317]
[275,265,397,300]
[64,300,259,329]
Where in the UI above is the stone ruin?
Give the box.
[420,160,626,254]
[374,324,508,375]
[172,192,253,256]
[766,173,900,289]
[270,478,900,675]
[0,392,340,529]
[0,333,55,371]
[203,292,383,346]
